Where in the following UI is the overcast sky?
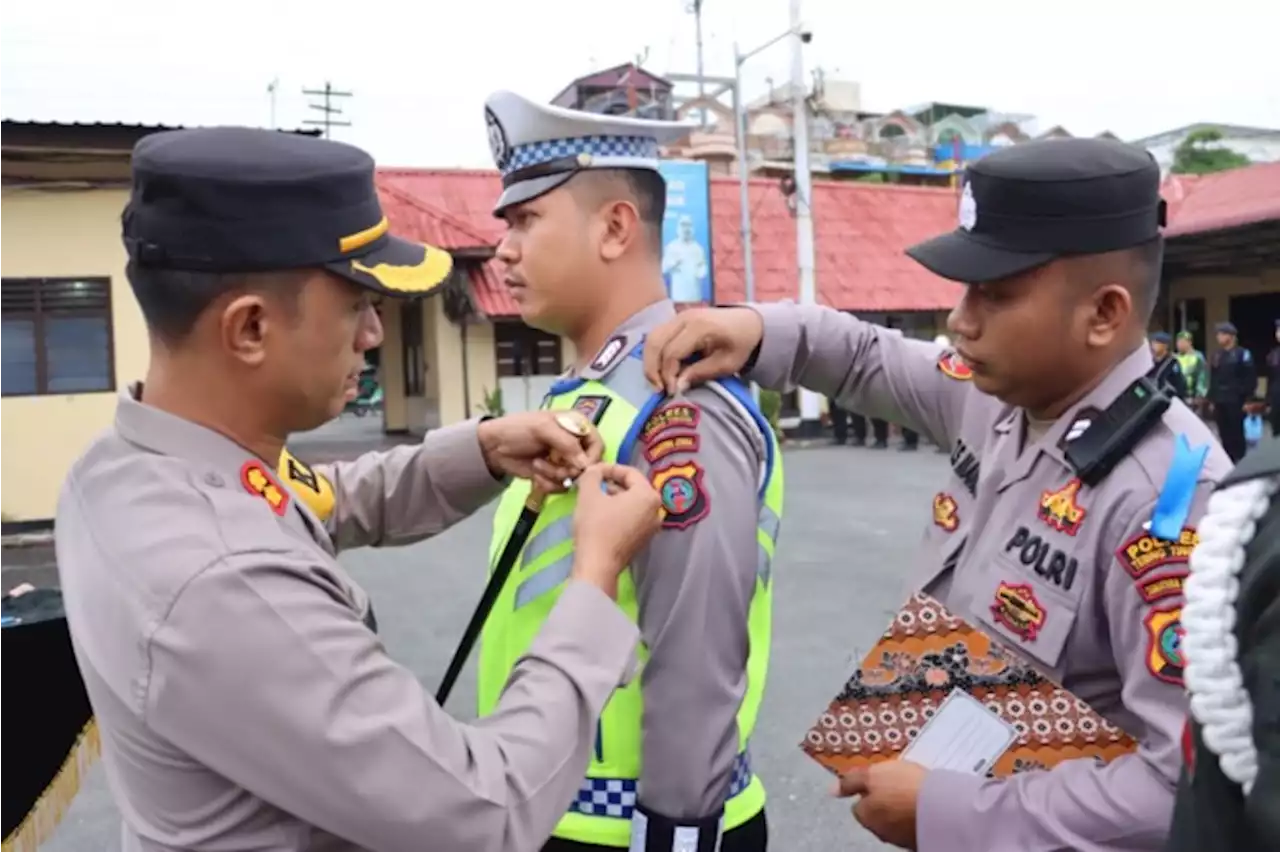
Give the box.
[2,0,1277,169]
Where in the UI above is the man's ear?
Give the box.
[599,198,642,261]
[219,293,271,366]
[1085,283,1133,348]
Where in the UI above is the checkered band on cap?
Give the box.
[568,751,754,819]
[503,135,659,177]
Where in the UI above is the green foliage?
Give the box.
[757,388,785,442]
[1171,127,1251,175]
[477,386,505,417]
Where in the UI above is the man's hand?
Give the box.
[571,464,662,599]
[477,411,604,493]
[643,306,764,395]
[834,760,928,850]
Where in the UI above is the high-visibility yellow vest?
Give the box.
[477,342,784,847]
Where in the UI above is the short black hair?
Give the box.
[570,168,667,251]
[1066,236,1164,321]
[126,260,305,345]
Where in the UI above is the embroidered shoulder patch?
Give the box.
[652,461,709,530]
[278,449,335,522]
[1037,478,1086,536]
[241,460,289,516]
[644,431,699,464]
[932,492,959,532]
[641,401,701,444]
[1137,571,1187,603]
[1116,527,1198,579]
[1144,605,1184,685]
[936,352,972,381]
[590,335,628,373]
[990,581,1045,642]
[571,395,612,426]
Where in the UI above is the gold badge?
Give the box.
[933,492,959,532]
[990,581,1046,642]
[1038,478,1087,536]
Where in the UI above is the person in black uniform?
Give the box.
[1209,321,1257,462]
[1267,319,1280,437]
[1170,436,1279,852]
[1149,331,1186,400]
[828,396,850,444]
[850,414,889,448]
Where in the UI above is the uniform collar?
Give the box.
[114,383,326,537]
[996,344,1154,488]
[115,382,267,470]
[575,299,676,383]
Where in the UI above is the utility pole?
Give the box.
[302,81,353,138]
[789,0,822,436]
[267,78,279,129]
[688,0,707,127]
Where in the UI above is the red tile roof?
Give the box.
[376,161,1280,319]
[1160,161,1280,238]
[379,169,505,246]
[376,167,965,317]
[709,178,963,310]
[467,259,519,317]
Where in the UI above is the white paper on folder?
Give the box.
[899,688,1018,776]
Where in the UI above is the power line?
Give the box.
[302,81,352,138]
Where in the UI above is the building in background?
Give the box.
[1132,123,1280,176]
[553,62,1129,187]
[5,119,1275,524]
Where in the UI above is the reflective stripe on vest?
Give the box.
[478,340,784,846]
[570,750,755,819]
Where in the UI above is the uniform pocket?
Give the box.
[972,554,1080,671]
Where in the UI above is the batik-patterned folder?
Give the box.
[801,592,1137,778]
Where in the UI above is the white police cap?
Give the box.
[484,89,697,216]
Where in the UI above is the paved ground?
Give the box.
[21,439,947,852]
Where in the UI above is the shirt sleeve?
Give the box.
[145,551,639,852]
[317,418,505,550]
[746,301,972,449]
[624,386,765,824]
[915,486,1213,851]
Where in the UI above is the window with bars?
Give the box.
[494,322,563,378]
[1,277,115,397]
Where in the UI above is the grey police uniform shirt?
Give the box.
[54,384,640,852]
[555,299,771,822]
[747,302,1233,852]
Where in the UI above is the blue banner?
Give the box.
[658,160,714,304]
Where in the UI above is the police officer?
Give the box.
[1149,332,1186,400]
[1266,319,1280,436]
[1209,321,1257,462]
[54,126,667,852]
[644,137,1234,851]
[1171,436,1279,851]
[1174,331,1209,409]
[477,92,783,852]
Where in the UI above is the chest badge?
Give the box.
[571,395,612,426]
[932,492,959,532]
[1038,478,1087,536]
[241,461,289,517]
[990,581,1046,642]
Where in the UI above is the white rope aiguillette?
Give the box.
[1181,473,1278,795]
